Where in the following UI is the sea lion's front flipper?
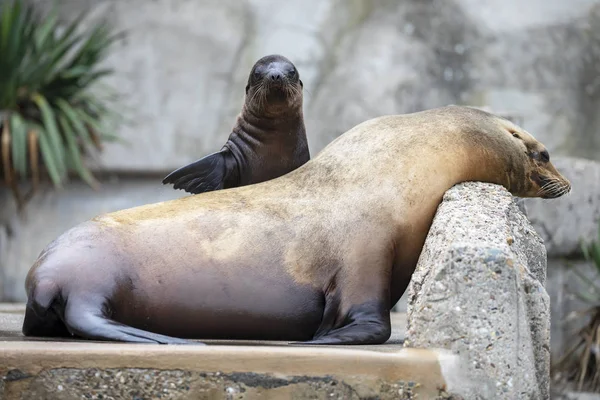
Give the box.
[296,300,392,345]
[64,302,201,345]
[162,149,238,194]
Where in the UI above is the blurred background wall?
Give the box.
[1,0,600,359]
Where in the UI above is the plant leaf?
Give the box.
[27,129,39,190]
[0,0,122,200]
[56,98,95,151]
[572,289,600,306]
[34,124,61,187]
[570,266,600,297]
[33,6,57,52]
[31,92,66,178]
[1,115,12,184]
[10,112,27,177]
[57,112,98,188]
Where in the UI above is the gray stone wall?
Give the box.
[20,0,600,171]
[522,157,600,361]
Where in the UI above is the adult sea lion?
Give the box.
[22,106,571,345]
[162,54,309,194]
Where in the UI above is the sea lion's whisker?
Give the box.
[538,179,562,195]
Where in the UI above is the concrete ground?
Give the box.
[0,303,462,400]
[0,303,406,348]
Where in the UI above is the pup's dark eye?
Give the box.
[253,71,262,79]
[540,150,550,162]
[512,132,520,139]
[287,68,296,77]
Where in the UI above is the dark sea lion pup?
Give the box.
[162,54,310,194]
[22,106,571,345]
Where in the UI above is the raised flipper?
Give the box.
[63,301,201,345]
[162,149,239,194]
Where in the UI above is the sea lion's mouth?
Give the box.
[533,174,571,199]
[263,79,293,91]
[259,81,301,101]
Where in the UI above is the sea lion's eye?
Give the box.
[253,71,262,79]
[512,132,520,139]
[540,150,550,162]
[288,68,296,77]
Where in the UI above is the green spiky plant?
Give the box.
[0,0,124,210]
[554,220,600,392]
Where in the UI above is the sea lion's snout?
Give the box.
[267,70,284,82]
[247,55,301,90]
[526,146,571,199]
[500,123,571,199]
[530,168,572,199]
[261,61,297,87]
[264,66,288,87]
[523,145,571,199]
[245,55,304,114]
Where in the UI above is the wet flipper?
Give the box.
[64,303,202,345]
[162,149,238,194]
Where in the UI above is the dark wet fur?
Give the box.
[163,54,309,194]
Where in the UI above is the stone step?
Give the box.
[0,304,463,400]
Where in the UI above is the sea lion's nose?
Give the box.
[267,70,283,81]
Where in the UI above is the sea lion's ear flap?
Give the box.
[299,80,303,88]
[245,85,250,94]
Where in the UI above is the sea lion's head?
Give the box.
[480,117,571,199]
[504,127,571,199]
[245,54,303,116]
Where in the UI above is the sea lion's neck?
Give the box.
[385,133,520,239]
[235,103,304,142]
[301,120,514,227]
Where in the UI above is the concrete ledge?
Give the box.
[405,182,550,400]
[0,307,468,399]
[1,343,457,400]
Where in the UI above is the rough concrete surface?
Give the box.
[405,182,551,400]
[0,306,469,400]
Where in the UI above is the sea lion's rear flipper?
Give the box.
[162,149,238,194]
[64,302,202,345]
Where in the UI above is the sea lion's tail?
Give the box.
[162,150,235,194]
[22,279,70,338]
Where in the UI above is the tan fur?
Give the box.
[24,106,571,341]
[106,106,564,297]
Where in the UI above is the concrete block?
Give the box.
[405,182,550,399]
